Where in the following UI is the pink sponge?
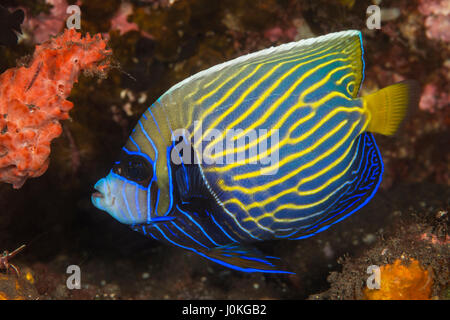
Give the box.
[0,29,111,188]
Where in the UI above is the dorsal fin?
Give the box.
[166,30,365,98]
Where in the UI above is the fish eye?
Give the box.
[113,154,153,186]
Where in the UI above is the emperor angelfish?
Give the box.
[92,30,418,273]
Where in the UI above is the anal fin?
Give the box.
[289,132,383,240]
[198,244,294,274]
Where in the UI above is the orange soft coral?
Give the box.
[0,28,111,188]
[364,259,433,300]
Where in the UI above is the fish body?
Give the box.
[0,5,24,46]
[92,30,418,273]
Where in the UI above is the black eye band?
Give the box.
[113,154,153,187]
[150,181,159,215]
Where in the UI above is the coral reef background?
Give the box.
[0,29,111,188]
[0,0,448,299]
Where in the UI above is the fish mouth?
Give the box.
[92,183,106,199]
[92,178,115,209]
[92,191,104,199]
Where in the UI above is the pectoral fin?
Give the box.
[175,164,210,202]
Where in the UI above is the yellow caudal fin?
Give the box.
[363,81,420,136]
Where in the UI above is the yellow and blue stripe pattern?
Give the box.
[155,30,375,240]
[92,30,417,273]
